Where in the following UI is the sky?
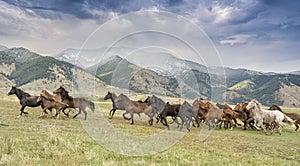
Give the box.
[0,0,299,73]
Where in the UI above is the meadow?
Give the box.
[0,93,299,165]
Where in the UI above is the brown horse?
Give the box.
[233,102,256,130]
[53,86,95,120]
[192,98,209,124]
[37,94,68,119]
[194,100,225,130]
[41,89,62,102]
[114,94,153,125]
[269,104,300,131]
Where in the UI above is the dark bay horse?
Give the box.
[53,86,95,120]
[7,86,42,117]
[269,104,300,131]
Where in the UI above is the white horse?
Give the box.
[246,99,294,135]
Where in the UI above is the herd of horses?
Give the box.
[7,86,300,135]
[7,86,95,120]
[103,91,300,135]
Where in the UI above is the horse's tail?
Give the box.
[87,100,95,112]
[283,114,294,125]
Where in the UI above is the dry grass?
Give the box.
[0,92,300,165]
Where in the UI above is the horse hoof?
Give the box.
[23,112,28,114]
[17,115,21,118]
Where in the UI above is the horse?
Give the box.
[202,101,227,130]
[41,89,62,102]
[104,92,143,119]
[37,94,68,119]
[53,86,95,120]
[233,102,256,130]
[192,98,209,124]
[217,103,243,129]
[159,102,182,130]
[7,86,43,117]
[246,99,294,135]
[144,95,166,122]
[269,104,300,131]
[113,93,153,125]
[40,89,70,116]
[177,101,200,131]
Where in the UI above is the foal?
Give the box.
[37,94,68,119]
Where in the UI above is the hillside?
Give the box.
[87,56,184,97]
[0,47,106,97]
[226,74,300,107]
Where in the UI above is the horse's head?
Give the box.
[53,86,68,95]
[144,96,152,105]
[246,99,260,111]
[7,86,17,96]
[37,95,43,103]
[104,91,112,100]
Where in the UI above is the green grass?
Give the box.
[0,93,300,165]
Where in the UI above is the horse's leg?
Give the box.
[122,112,132,120]
[109,108,116,119]
[161,117,170,130]
[186,119,191,132]
[259,122,268,135]
[19,105,27,117]
[39,108,47,117]
[73,108,81,119]
[295,122,299,131]
[156,113,161,123]
[61,107,69,117]
[82,108,87,120]
[146,112,153,125]
[56,108,61,120]
[130,113,134,125]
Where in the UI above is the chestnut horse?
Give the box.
[37,93,68,119]
[269,104,300,131]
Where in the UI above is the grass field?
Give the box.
[0,93,300,165]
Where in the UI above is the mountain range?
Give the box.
[1,46,299,107]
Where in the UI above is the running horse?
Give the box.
[246,99,294,135]
[53,86,95,120]
[113,93,153,125]
[269,104,300,131]
[7,86,43,117]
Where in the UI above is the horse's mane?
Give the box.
[233,103,241,110]
[15,87,31,97]
[224,103,232,110]
[118,93,131,101]
[40,93,55,102]
[58,87,73,100]
[240,102,249,111]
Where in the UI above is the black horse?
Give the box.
[7,86,43,116]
